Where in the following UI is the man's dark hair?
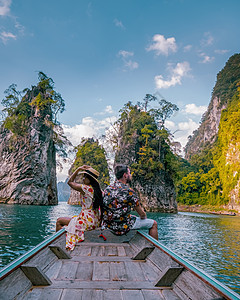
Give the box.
[114,164,129,180]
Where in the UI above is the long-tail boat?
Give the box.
[0,228,240,300]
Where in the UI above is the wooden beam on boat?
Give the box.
[48,280,171,290]
[49,245,71,259]
[20,265,52,286]
[132,246,155,261]
[155,266,183,287]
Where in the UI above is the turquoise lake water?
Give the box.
[0,202,240,294]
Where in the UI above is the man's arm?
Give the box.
[134,204,147,219]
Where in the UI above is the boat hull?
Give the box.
[0,229,239,300]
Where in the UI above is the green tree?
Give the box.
[149,99,179,130]
[72,138,110,189]
[213,85,240,202]
[1,72,70,158]
[113,95,179,184]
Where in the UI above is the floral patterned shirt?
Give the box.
[102,181,139,235]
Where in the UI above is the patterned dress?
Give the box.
[102,181,139,235]
[65,184,100,250]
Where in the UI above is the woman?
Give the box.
[56,165,103,251]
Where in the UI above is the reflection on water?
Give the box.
[0,203,81,268]
[0,203,240,294]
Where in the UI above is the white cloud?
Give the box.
[118,50,139,71]
[183,103,207,115]
[114,18,125,29]
[15,21,25,35]
[201,32,214,47]
[124,60,139,70]
[57,115,117,181]
[0,0,11,16]
[62,116,117,147]
[146,34,177,56]
[173,118,199,150]
[184,45,192,52]
[0,1,25,44]
[178,118,198,132]
[105,105,114,114]
[94,105,114,115]
[165,120,176,130]
[0,31,16,44]
[56,155,72,182]
[214,49,229,54]
[199,52,215,64]
[155,61,191,89]
[118,50,133,58]
[62,120,95,147]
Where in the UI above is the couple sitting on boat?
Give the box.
[56,164,158,251]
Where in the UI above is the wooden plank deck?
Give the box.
[2,228,239,299]
[21,230,181,300]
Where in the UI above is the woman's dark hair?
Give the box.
[114,164,129,180]
[85,174,103,214]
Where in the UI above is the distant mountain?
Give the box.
[57,179,71,202]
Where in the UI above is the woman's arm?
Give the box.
[67,165,89,194]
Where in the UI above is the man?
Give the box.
[102,164,158,240]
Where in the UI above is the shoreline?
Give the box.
[177,204,239,216]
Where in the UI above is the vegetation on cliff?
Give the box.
[70,138,110,189]
[106,95,179,212]
[1,72,70,158]
[178,54,240,207]
[214,86,240,201]
[0,72,68,205]
[185,54,240,160]
[113,96,179,184]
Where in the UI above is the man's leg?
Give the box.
[132,217,158,240]
[149,220,158,240]
[56,217,71,231]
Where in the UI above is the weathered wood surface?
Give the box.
[173,268,225,300]
[20,265,52,286]
[132,246,155,260]
[155,267,183,287]
[2,229,237,300]
[18,229,183,300]
[49,245,71,259]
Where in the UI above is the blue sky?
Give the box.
[1,0,240,180]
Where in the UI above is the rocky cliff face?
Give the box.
[116,155,177,213]
[133,180,177,213]
[184,96,226,160]
[184,53,240,208]
[114,115,177,213]
[0,85,58,205]
[185,54,240,160]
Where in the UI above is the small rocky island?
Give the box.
[0,73,66,205]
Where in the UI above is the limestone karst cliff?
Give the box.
[67,138,110,205]
[185,54,240,160]
[181,53,240,209]
[0,73,65,205]
[115,147,177,213]
[114,100,178,213]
